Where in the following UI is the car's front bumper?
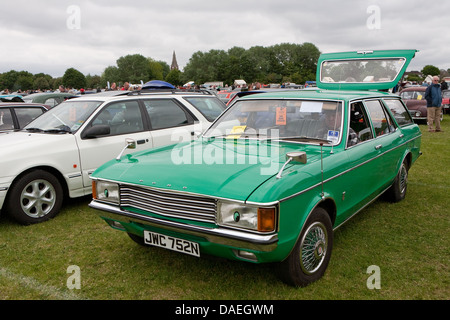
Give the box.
[89,200,279,256]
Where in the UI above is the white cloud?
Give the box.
[0,0,449,77]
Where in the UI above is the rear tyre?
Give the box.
[6,170,63,225]
[385,160,409,203]
[279,207,333,287]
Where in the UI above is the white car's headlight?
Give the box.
[93,180,120,204]
[217,201,277,233]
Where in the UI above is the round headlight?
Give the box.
[95,181,120,204]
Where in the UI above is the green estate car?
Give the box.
[89,50,422,287]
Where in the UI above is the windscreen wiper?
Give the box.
[25,127,43,132]
[43,128,71,134]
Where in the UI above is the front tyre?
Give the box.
[6,170,63,225]
[279,207,333,287]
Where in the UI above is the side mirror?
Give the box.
[83,125,110,139]
[286,151,307,164]
[116,138,137,160]
[276,151,307,179]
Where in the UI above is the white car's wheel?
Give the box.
[6,170,63,225]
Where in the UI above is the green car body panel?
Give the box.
[89,50,422,285]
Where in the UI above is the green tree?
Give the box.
[86,74,102,89]
[0,70,19,90]
[102,66,120,87]
[34,77,51,90]
[148,58,164,81]
[117,54,151,84]
[62,68,86,89]
[181,42,321,86]
[421,65,440,77]
[165,69,182,86]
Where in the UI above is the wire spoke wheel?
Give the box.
[279,207,333,287]
[300,222,328,275]
[399,163,408,195]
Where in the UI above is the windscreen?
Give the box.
[204,99,343,145]
[25,100,102,133]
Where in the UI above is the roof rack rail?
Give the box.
[127,88,214,96]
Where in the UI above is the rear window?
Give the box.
[320,58,407,84]
[383,99,414,126]
[15,107,45,127]
[400,90,425,100]
[184,97,226,122]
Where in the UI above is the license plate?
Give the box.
[144,231,200,257]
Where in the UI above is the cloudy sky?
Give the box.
[1,0,449,78]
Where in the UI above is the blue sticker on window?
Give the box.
[327,130,339,142]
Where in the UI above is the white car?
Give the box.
[0,90,226,224]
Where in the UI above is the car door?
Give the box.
[363,99,402,187]
[336,99,400,224]
[76,100,152,189]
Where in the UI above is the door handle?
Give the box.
[137,139,147,145]
[375,144,382,150]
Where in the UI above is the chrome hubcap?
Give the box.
[300,222,328,274]
[20,179,56,218]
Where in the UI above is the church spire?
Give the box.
[171,51,179,70]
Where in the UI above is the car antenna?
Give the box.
[320,142,325,199]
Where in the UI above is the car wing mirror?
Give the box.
[276,151,307,179]
[83,124,110,139]
[116,138,137,160]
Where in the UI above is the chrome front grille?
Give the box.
[120,185,217,224]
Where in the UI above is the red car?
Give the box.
[216,90,238,104]
[399,86,443,122]
[442,89,450,114]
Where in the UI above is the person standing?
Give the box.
[425,76,443,132]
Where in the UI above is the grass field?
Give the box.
[0,116,449,301]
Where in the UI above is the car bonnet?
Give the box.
[92,139,322,202]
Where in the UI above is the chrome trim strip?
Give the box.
[0,187,8,192]
[280,135,421,202]
[89,200,278,252]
